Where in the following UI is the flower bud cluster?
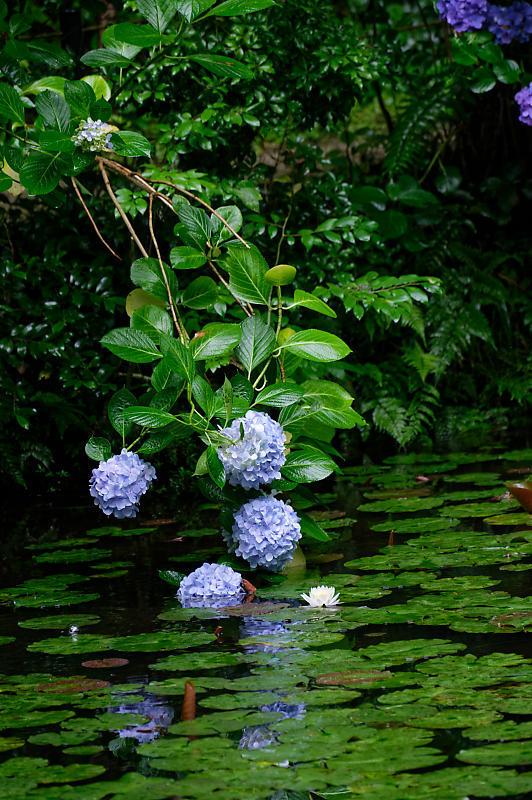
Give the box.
[72,118,115,152]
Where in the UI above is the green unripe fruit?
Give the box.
[265,264,297,286]
[277,327,296,345]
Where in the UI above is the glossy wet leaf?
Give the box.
[457,740,532,765]
[33,548,111,563]
[357,497,444,513]
[370,515,459,533]
[18,614,100,629]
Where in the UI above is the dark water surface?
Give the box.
[2,447,532,799]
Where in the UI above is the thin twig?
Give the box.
[148,194,186,342]
[71,177,121,260]
[207,259,252,317]
[98,161,149,257]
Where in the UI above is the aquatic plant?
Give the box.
[301,586,341,607]
[89,449,156,518]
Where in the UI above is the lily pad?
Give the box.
[18,614,100,630]
[33,548,111,563]
[357,497,444,513]
[457,740,532,765]
[370,516,459,533]
[484,512,532,525]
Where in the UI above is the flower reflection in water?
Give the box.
[109,694,174,744]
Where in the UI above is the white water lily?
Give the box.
[301,585,340,607]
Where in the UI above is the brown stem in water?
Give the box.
[181,681,196,721]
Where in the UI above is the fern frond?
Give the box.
[384,82,456,176]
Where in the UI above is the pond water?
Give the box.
[2,447,532,800]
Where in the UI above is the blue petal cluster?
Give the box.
[487,2,532,43]
[437,0,488,31]
[177,562,244,608]
[515,82,532,125]
[72,118,114,152]
[89,448,156,518]
[217,411,286,490]
[231,496,301,571]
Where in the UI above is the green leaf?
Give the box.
[253,383,303,407]
[207,446,226,488]
[192,376,215,417]
[201,0,275,18]
[223,242,269,304]
[302,379,353,409]
[0,83,25,125]
[282,446,337,483]
[35,90,70,130]
[299,513,330,541]
[126,288,166,316]
[85,76,112,102]
[151,360,185,392]
[191,323,241,360]
[183,276,217,309]
[235,315,276,376]
[38,130,75,153]
[122,407,177,428]
[221,376,233,425]
[111,23,166,47]
[293,289,336,318]
[177,204,210,249]
[169,245,207,269]
[85,437,112,461]
[231,374,254,404]
[158,569,185,587]
[210,205,243,244]
[108,387,136,436]
[189,53,252,80]
[19,151,67,195]
[175,0,217,21]
[470,67,496,94]
[160,335,195,381]
[23,76,66,96]
[101,328,161,363]
[493,59,521,85]
[131,305,173,340]
[110,131,151,157]
[136,0,179,32]
[138,423,189,453]
[64,80,95,119]
[279,330,351,362]
[130,257,178,301]
[81,49,133,67]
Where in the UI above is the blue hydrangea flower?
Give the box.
[217,411,286,490]
[515,82,532,125]
[437,0,488,31]
[72,118,115,152]
[177,563,244,608]
[89,448,156,518]
[231,496,301,571]
[487,2,532,43]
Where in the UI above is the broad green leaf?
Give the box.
[81,49,133,67]
[253,382,303,407]
[223,242,269,304]
[125,288,166,316]
[169,245,207,269]
[136,0,179,32]
[130,257,178,301]
[111,23,166,47]
[102,25,142,59]
[138,423,189,453]
[108,387,136,436]
[265,264,296,286]
[110,131,151,157]
[85,437,112,461]
[122,407,177,428]
[175,0,216,20]
[183,276,217,309]
[302,379,353,409]
[150,386,180,411]
[159,569,185,587]
[282,446,337,483]
[279,329,351,362]
[64,80,95,119]
[235,315,276,376]
[315,405,365,429]
[35,90,70,130]
[231,373,254,404]
[177,204,210,249]
[192,376,215,417]
[221,376,233,425]
[293,289,336,318]
[38,130,75,153]
[82,75,112,101]
[299,513,330,541]
[0,83,25,125]
[201,0,276,18]
[191,323,241,360]
[19,151,67,195]
[101,328,161,363]
[189,54,252,80]
[210,205,244,244]
[23,76,66,96]
[131,305,173,341]
[151,359,185,392]
[160,335,195,381]
[207,446,226,488]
